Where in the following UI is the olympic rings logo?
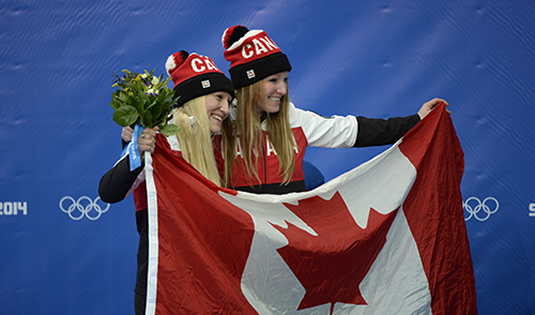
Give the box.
[463,197,499,222]
[59,196,110,221]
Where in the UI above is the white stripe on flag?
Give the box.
[145,151,159,315]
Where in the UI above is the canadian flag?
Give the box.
[143,104,477,314]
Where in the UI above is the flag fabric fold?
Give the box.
[144,104,477,314]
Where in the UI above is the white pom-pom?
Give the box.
[165,54,177,76]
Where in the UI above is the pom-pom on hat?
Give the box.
[165,50,235,107]
[222,25,292,89]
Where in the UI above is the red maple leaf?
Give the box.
[272,191,398,314]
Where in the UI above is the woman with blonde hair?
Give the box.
[99,50,234,315]
[214,25,448,194]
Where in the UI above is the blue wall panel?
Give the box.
[1,1,533,313]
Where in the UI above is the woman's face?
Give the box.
[258,71,289,114]
[205,91,232,134]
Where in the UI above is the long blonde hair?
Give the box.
[222,80,295,187]
[172,96,222,186]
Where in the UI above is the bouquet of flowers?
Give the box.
[110,69,180,136]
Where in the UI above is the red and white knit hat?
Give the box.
[222,25,292,89]
[165,50,235,107]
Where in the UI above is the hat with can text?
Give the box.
[165,50,235,107]
[222,25,292,89]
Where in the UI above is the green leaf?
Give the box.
[142,110,153,127]
[145,99,156,111]
[128,95,138,108]
[159,124,181,137]
[137,90,149,110]
[139,98,148,113]
[118,92,128,103]
[150,102,163,122]
[113,105,139,127]
[156,89,167,103]
[163,90,175,104]
[110,96,123,110]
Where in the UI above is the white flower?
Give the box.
[146,88,157,96]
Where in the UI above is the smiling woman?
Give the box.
[213,25,446,195]
[99,49,234,315]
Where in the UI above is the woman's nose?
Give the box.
[220,100,230,117]
[277,82,287,95]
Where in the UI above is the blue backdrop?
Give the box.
[1,1,533,314]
